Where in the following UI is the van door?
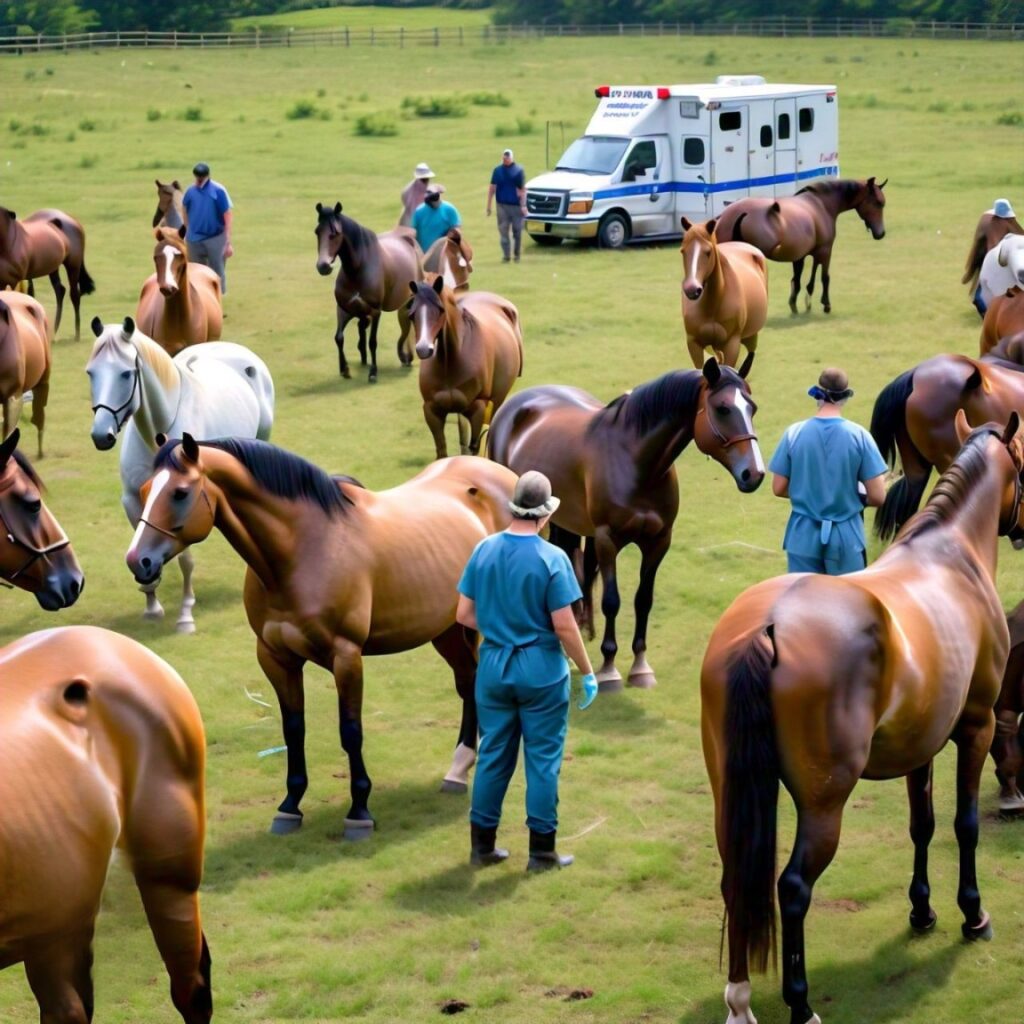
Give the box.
[748,101,775,199]
[617,136,674,237]
[677,134,710,224]
[774,98,797,196]
[711,106,748,215]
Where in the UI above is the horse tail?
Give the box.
[78,263,96,295]
[731,211,748,243]
[722,625,779,975]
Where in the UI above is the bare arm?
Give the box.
[551,605,593,677]
[772,473,790,498]
[863,473,887,508]
[486,184,496,214]
[456,594,477,631]
[222,210,234,257]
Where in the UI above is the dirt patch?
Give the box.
[439,999,470,1015]
[817,898,865,913]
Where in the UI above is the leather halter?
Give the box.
[697,394,757,449]
[1000,465,1024,536]
[138,483,214,541]
[0,501,70,586]
[91,353,141,433]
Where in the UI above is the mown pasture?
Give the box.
[0,26,1022,1024]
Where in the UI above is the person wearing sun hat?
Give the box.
[399,161,436,227]
[768,368,888,576]
[456,471,597,872]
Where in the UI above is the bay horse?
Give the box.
[126,435,517,836]
[714,176,887,314]
[410,275,523,459]
[0,625,211,1022]
[154,179,187,230]
[680,218,767,369]
[489,356,763,689]
[138,226,223,356]
[423,229,474,292]
[87,316,274,632]
[0,427,83,609]
[701,409,1023,1024]
[980,286,1024,355]
[963,209,1023,300]
[314,201,422,382]
[993,600,1024,814]
[0,205,95,340]
[0,291,51,458]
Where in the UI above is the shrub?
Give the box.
[180,107,204,122]
[44,67,54,76]
[493,118,534,137]
[702,50,718,67]
[79,155,98,169]
[286,99,318,120]
[78,118,96,132]
[147,108,163,122]
[23,69,36,80]
[401,96,467,119]
[927,101,949,114]
[7,118,22,132]
[996,112,1023,127]
[465,91,510,108]
[354,112,398,138]
[316,88,326,98]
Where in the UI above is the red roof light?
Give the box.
[595,85,610,97]
[656,87,670,99]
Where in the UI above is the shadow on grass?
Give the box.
[569,688,668,737]
[389,860,525,915]
[288,362,416,398]
[92,578,243,635]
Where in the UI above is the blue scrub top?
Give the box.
[412,200,461,252]
[458,532,582,687]
[768,416,887,560]
[182,179,232,241]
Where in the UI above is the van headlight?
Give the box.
[567,193,594,215]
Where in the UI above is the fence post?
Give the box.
[459,26,463,45]
[618,22,623,35]
[434,26,439,46]
[345,26,349,47]
[370,27,375,45]
[399,26,404,48]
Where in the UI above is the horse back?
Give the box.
[982,288,1024,354]
[379,231,424,311]
[0,291,52,392]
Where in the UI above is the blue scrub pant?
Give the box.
[470,672,570,834]
[787,549,866,576]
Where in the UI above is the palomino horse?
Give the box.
[680,218,767,368]
[701,410,1023,1024]
[992,600,1024,814]
[0,428,83,609]
[714,176,888,314]
[314,201,421,382]
[963,209,1023,299]
[0,626,211,1022]
[871,352,1024,538]
[489,356,764,689]
[410,276,523,459]
[0,205,95,340]
[126,436,517,836]
[980,286,1024,355]
[138,226,223,356]
[87,316,274,632]
[423,229,474,292]
[154,179,187,230]
[0,291,51,457]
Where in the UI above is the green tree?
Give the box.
[1,0,97,33]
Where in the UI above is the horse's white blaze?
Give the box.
[159,245,177,289]
[413,304,437,356]
[688,245,701,287]
[457,256,467,268]
[442,261,458,292]
[733,392,765,473]
[128,469,170,557]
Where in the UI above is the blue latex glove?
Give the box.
[578,672,598,710]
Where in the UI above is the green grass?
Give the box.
[233,3,492,31]
[1,34,1024,1024]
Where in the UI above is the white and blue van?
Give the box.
[524,76,839,249]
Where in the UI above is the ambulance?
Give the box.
[524,75,839,249]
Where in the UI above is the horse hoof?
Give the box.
[142,608,165,621]
[998,792,1024,815]
[343,817,375,841]
[596,668,623,694]
[823,305,832,314]
[368,374,378,384]
[341,369,351,380]
[962,913,993,942]
[176,620,196,635]
[627,670,657,690]
[909,908,937,933]
[440,779,468,795]
[270,812,303,836]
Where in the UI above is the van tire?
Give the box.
[530,234,563,248]
[598,213,630,250]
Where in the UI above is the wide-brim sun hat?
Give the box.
[509,470,560,519]
[808,367,854,403]
[414,162,435,179]
[993,198,1016,219]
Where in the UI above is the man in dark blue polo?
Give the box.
[486,148,527,263]
[182,162,233,293]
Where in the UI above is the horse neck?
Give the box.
[831,180,863,215]
[626,385,700,480]
[437,294,463,360]
[132,337,181,444]
[338,215,372,278]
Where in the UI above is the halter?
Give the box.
[999,464,1024,536]
[697,395,757,449]
[91,352,142,433]
[0,501,70,586]
[138,483,214,541]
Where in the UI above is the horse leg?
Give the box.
[993,710,1024,813]
[23,930,95,1024]
[548,524,587,631]
[594,527,624,691]
[367,313,380,383]
[49,270,66,337]
[819,249,834,314]
[175,548,197,634]
[335,308,352,379]
[720,336,742,368]
[333,640,374,838]
[582,538,598,641]
[396,303,414,367]
[686,335,706,369]
[433,622,480,793]
[457,415,470,453]
[789,258,805,315]
[29,373,48,458]
[906,760,938,930]
[628,531,671,689]
[2,394,22,440]
[465,398,488,455]
[804,259,818,313]
[357,318,368,366]
[423,401,448,460]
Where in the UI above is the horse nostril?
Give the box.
[140,557,152,570]
[741,469,751,482]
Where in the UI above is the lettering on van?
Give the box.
[603,101,652,119]
[609,88,655,99]
[820,151,838,163]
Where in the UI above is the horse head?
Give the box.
[0,428,83,608]
[680,217,720,300]
[86,315,143,450]
[153,225,188,296]
[857,177,888,240]
[997,235,1024,289]
[953,409,1024,543]
[315,201,345,275]
[153,179,184,229]
[409,275,450,359]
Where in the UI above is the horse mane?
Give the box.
[596,369,707,435]
[92,326,178,392]
[796,178,859,203]
[10,448,43,490]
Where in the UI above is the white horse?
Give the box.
[86,315,275,632]
[980,233,1024,311]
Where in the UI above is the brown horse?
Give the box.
[314,201,421,382]
[0,291,51,457]
[0,205,95,340]
[963,209,1023,297]
[0,427,83,609]
[154,179,187,230]
[993,600,1024,814]
[680,218,768,369]
[423,228,474,292]
[713,176,887,314]
[137,226,223,356]
[701,410,1023,1024]
[126,435,517,836]
[980,286,1024,355]
[0,625,211,1022]
[489,356,763,689]
[410,276,523,459]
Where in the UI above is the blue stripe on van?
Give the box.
[592,165,836,201]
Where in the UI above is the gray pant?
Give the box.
[496,203,523,260]
[187,232,228,294]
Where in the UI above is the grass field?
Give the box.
[1,29,1024,1024]
[233,4,492,31]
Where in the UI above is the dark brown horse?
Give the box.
[314,201,421,382]
[963,209,1023,297]
[713,176,887,314]
[0,205,96,340]
[153,179,187,230]
[489,356,763,689]
[980,287,1024,355]
[992,600,1024,814]
[702,411,1023,1024]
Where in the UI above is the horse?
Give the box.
[423,228,474,292]
[0,428,83,609]
[0,205,95,340]
[126,435,518,837]
[314,201,421,382]
[701,409,1024,1024]
[992,600,1024,814]
[963,209,1023,300]
[154,179,187,230]
[980,287,1024,356]
[138,226,223,356]
[87,316,274,632]
[410,275,523,459]
[488,356,764,689]
[713,176,887,314]
[0,291,51,458]
[0,625,211,1022]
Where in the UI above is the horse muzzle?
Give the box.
[683,282,703,301]
[91,426,117,451]
[126,548,164,586]
[415,340,436,360]
[36,567,85,610]
[735,467,765,493]
[316,261,333,277]
[870,227,886,240]
[159,283,179,297]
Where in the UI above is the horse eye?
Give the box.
[716,405,731,417]
[121,370,132,380]
[173,487,189,501]
[23,497,42,515]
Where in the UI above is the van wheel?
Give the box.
[598,213,630,250]
[530,234,563,247]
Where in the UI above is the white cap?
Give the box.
[502,149,514,160]
[413,162,435,179]
[993,198,1016,219]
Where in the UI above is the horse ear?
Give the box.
[1002,411,1020,445]
[90,315,103,337]
[770,201,781,213]
[681,216,692,231]
[172,179,181,190]
[181,433,200,463]
[177,225,186,240]
[155,179,162,187]
[409,281,418,295]
[702,357,722,387]
[705,218,717,237]
[998,240,1010,267]
[155,432,168,448]
[964,365,982,391]
[0,427,19,468]
[315,202,323,213]
[878,178,888,190]
[432,275,445,295]
[738,350,755,380]
[867,176,876,188]
[122,316,136,339]
[334,202,342,216]
[954,408,972,445]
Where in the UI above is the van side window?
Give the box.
[683,138,705,166]
[760,125,773,147]
[799,107,814,132]
[622,140,657,181]
[778,113,791,140]
[719,111,742,132]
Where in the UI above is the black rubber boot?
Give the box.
[470,823,510,867]
[526,829,574,872]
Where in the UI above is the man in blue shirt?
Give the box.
[411,183,461,253]
[769,368,888,575]
[457,471,598,872]
[486,148,527,263]
[182,162,233,293]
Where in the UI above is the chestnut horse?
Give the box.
[0,205,95,340]
[714,176,887,314]
[423,229,474,292]
[127,436,517,836]
[489,356,764,689]
[0,428,83,609]
[0,626,211,1022]
[137,226,223,356]
[980,287,1024,355]
[314,201,421,382]
[963,209,1023,299]
[680,218,768,369]
[993,600,1024,814]
[702,411,1023,1024]
[0,291,51,457]
[410,276,523,459]
[154,179,187,230]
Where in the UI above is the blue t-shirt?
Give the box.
[182,179,232,241]
[768,416,887,559]
[458,532,582,687]
[412,200,461,252]
[490,163,525,205]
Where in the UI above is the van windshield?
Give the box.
[555,136,630,175]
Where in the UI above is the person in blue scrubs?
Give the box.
[457,471,598,872]
[769,368,888,575]
[411,183,461,253]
